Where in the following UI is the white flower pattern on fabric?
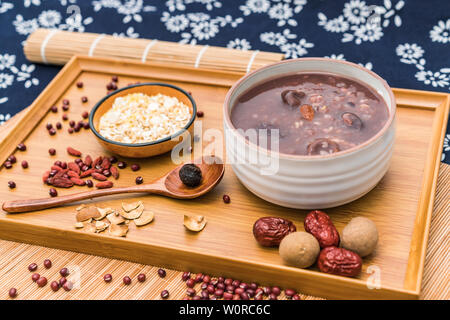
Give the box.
[261,28,313,58]
[0,1,13,14]
[0,113,11,125]
[396,43,450,90]
[322,15,349,33]
[93,0,156,24]
[38,10,62,28]
[351,22,383,44]
[227,38,252,51]
[343,0,370,25]
[240,0,306,27]
[0,53,39,89]
[112,26,139,38]
[396,43,424,61]
[443,134,450,161]
[415,71,450,88]
[162,12,243,45]
[324,53,373,70]
[318,0,404,45]
[166,0,222,12]
[0,73,14,89]
[0,54,16,71]
[24,0,40,7]
[430,19,450,44]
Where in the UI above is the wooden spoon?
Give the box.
[2,157,224,213]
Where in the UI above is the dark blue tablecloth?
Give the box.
[0,0,449,162]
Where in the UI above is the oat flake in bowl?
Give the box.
[98,92,192,144]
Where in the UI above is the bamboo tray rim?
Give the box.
[0,55,448,300]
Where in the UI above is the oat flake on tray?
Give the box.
[99,93,191,144]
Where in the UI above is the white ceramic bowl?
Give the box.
[223,58,396,209]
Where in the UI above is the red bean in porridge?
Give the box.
[231,73,389,156]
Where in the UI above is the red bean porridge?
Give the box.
[231,73,389,156]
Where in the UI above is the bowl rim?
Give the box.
[223,57,396,160]
[89,82,197,148]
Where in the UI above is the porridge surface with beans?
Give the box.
[231,73,389,156]
[98,93,191,144]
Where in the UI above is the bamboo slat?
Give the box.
[0,240,323,300]
[24,29,284,73]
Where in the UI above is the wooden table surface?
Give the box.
[0,111,448,300]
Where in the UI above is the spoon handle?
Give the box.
[2,184,160,213]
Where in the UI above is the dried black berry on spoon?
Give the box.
[179,164,202,187]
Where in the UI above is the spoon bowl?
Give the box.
[163,159,225,198]
[2,157,225,213]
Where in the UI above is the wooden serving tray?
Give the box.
[0,56,448,300]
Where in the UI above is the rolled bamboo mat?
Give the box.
[0,164,448,299]
[24,29,284,73]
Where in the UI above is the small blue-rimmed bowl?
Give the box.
[89,82,196,158]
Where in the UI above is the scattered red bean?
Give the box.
[131,164,140,171]
[186,278,195,288]
[76,81,83,88]
[86,179,93,188]
[43,259,52,269]
[46,123,53,130]
[112,75,118,82]
[82,111,89,119]
[59,267,69,277]
[62,114,68,121]
[31,273,40,282]
[49,188,58,197]
[81,96,88,103]
[196,111,204,117]
[269,293,278,300]
[182,272,191,281]
[21,160,28,169]
[49,148,56,155]
[63,281,73,291]
[28,263,38,272]
[135,176,143,184]
[62,105,69,111]
[8,181,16,189]
[50,281,60,292]
[271,286,281,296]
[8,288,17,298]
[56,122,62,130]
[285,288,296,297]
[161,290,169,299]
[223,194,231,203]
[51,106,58,113]
[49,128,56,136]
[186,288,196,297]
[7,155,16,163]
[69,120,75,128]
[123,276,132,285]
[223,292,233,300]
[157,269,166,278]
[103,274,112,283]
[63,99,70,105]
[59,277,67,287]
[137,273,146,282]
[36,276,47,287]
[292,294,301,300]
[214,289,224,298]
[117,161,127,169]
[4,161,12,169]
[68,128,74,134]
[17,143,26,151]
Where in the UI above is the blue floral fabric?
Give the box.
[0,0,449,162]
